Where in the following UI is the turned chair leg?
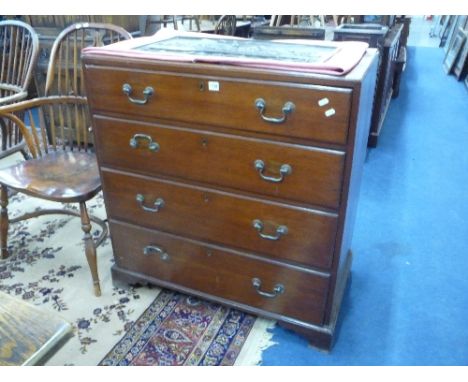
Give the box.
[79,201,101,297]
[0,185,9,259]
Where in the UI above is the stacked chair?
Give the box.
[0,20,39,159]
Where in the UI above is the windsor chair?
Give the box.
[214,15,237,36]
[0,20,39,159]
[0,23,132,296]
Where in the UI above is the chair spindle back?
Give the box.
[0,96,89,158]
[0,20,39,102]
[45,22,133,97]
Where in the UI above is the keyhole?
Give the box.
[201,138,208,148]
[199,81,205,91]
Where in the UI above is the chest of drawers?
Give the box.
[82,35,378,351]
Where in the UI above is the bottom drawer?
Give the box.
[109,220,330,326]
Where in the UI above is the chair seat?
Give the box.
[0,151,101,202]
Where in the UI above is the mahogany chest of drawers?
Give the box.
[82,34,378,351]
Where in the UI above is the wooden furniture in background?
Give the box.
[392,46,407,98]
[214,15,237,36]
[144,16,179,35]
[0,20,39,159]
[83,36,378,350]
[269,15,335,28]
[180,16,201,32]
[395,16,411,48]
[41,23,132,144]
[0,20,39,104]
[336,16,360,25]
[145,16,206,34]
[252,26,325,40]
[369,23,403,147]
[44,22,133,97]
[21,16,140,97]
[145,16,250,37]
[333,23,389,47]
[0,291,72,365]
[334,23,403,147]
[392,16,411,99]
[357,15,396,27]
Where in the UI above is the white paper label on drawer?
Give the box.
[208,81,220,92]
[318,98,330,107]
[325,108,336,117]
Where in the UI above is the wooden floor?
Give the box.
[0,291,72,365]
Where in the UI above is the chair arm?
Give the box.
[0,95,88,114]
[0,91,28,106]
[0,95,89,159]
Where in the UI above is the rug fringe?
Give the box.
[234,318,277,366]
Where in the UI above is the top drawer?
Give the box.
[84,66,353,145]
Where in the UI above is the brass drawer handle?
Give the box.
[122,83,154,105]
[252,219,288,241]
[255,98,295,124]
[129,134,160,152]
[254,159,292,183]
[143,245,170,261]
[252,277,285,298]
[136,194,165,213]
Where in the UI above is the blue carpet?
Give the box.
[261,46,468,365]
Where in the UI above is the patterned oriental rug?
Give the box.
[100,290,256,366]
[0,158,276,366]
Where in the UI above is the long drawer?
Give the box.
[101,169,338,269]
[110,220,330,325]
[93,115,346,209]
[85,66,353,145]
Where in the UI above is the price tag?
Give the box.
[208,81,220,92]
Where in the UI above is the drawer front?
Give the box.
[93,116,346,209]
[85,66,352,145]
[102,170,338,269]
[110,220,330,325]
